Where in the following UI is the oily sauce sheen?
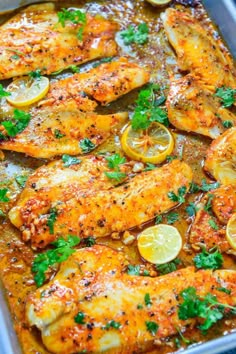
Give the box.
[0,1,235,353]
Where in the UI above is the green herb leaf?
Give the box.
[208,218,219,230]
[166,212,179,224]
[62,154,81,167]
[155,214,163,224]
[29,69,42,79]
[0,188,9,202]
[46,208,58,234]
[104,171,126,182]
[80,138,95,153]
[166,155,177,163]
[83,236,96,247]
[120,23,149,45]
[32,235,80,287]
[201,179,220,192]
[156,258,181,275]
[0,209,6,217]
[15,175,28,188]
[54,129,65,139]
[127,264,140,275]
[2,109,31,137]
[11,54,20,60]
[131,84,169,130]
[204,194,214,213]
[92,57,113,68]
[51,64,80,75]
[186,202,197,217]
[0,84,11,98]
[103,320,121,330]
[215,87,236,108]
[216,287,231,295]
[168,186,187,204]
[74,311,85,324]
[222,120,233,128]
[144,293,152,307]
[145,321,159,335]
[57,8,86,40]
[144,163,156,171]
[193,248,223,270]
[137,304,143,309]
[105,154,126,170]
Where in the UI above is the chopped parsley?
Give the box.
[29,69,42,79]
[92,57,113,68]
[166,155,177,163]
[1,109,31,137]
[215,86,236,108]
[144,163,156,171]
[74,311,85,324]
[0,210,6,217]
[57,8,86,40]
[145,321,159,335]
[32,235,80,287]
[168,186,187,204]
[0,84,11,98]
[208,218,219,230]
[79,138,95,153]
[193,248,223,270]
[137,304,143,309]
[51,64,80,75]
[104,153,126,182]
[131,84,169,130]
[0,188,9,202]
[46,208,58,234]
[178,286,236,333]
[166,212,179,224]
[121,23,149,45]
[190,179,219,193]
[204,194,214,213]
[155,214,163,224]
[156,258,181,275]
[83,236,96,247]
[222,120,233,128]
[103,320,121,330]
[127,264,140,275]
[54,129,65,139]
[15,175,28,188]
[62,154,81,167]
[186,202,197,217]
[144,293,152,307]
[216,287,231,295]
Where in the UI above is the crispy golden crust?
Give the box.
[161,8,236,89]
[9,160,192,249]
[0,3,118,79]
[204,127,236,185]
[26,245,236,354]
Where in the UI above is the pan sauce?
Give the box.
[0,0,236,353]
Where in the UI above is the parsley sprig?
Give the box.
[131,84,169,130]
[1,109,31,137]
[0,188,10,202]
[193,248,223,270]
[120,23,149,45]
[29,69,41,79]
[168,186,187,204]
[47,208,58,234]
[57,8,86,40]
[104,153,126,182]
[156,258,181,275]
[189,179,220,194]
[80,138,95,153]
[62,154,81,167]
[32,235,80,287]
[0,84,11,98]
[215,86,236,108]
[178,287,236,333]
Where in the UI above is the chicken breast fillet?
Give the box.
[189,184,236,254]
[9,160,192,248]
[0,102,128,158]
[166,75,236,138]
[204,127,236,185]
[44,58,150,107]
[161,9,236,89]
[26,245,236,354]
[0,3,118,79]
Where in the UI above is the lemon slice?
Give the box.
[137,224,182,264]
[146,0,171,6]
[121,122,174,164]
[6,76,49,107]
[226,214,236,250]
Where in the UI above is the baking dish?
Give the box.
[0,0,236,353]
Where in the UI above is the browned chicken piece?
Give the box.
[9,160,192,249]
[0,102,128,158]
[161,8,236,90]
[204,127,236,185]
[26,245,236,354]
[44,58,150,107]
[189,185,236,254]
[0,3,118,79]
[166,75,235,138]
